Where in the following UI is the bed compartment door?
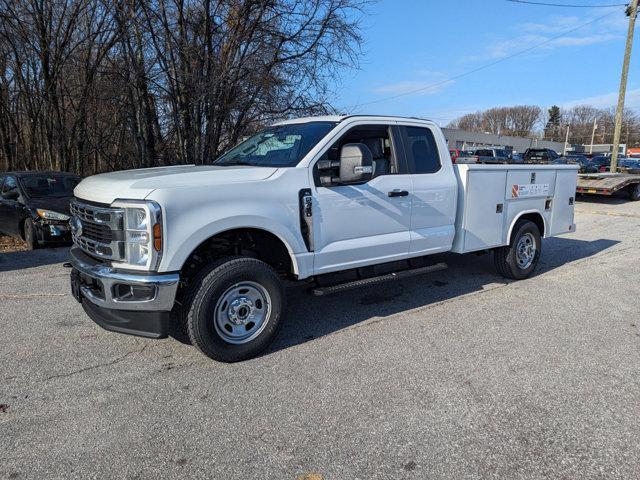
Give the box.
[462,170,507,252]
[550,169,577,235]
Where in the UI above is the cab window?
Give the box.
[1,176,18,197]
[315,124,399,186]
[401,126,441,174]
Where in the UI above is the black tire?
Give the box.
[23,219,39,250]
[494,220,541,280]
[168,300,192,345]
[168,256,233,345]
[185,257,286,362]
[628,183,640,201]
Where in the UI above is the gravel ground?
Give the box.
[1,196,639,480]
[0,235,27,253]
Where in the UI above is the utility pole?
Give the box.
[590,118,598,154]
[563,124,570,155]
[611,0,638,172]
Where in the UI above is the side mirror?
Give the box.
[339,143,373,184]
[1,190,19,201]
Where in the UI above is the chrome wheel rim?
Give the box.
[214,282,271,345]
[516,233,536,269]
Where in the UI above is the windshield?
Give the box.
[213,121,337,168]
[19,174,80,198]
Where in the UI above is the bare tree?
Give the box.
[0,0,369,174]
[448,111,483,132]
[448,105,542,138]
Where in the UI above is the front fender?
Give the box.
[163,215,306,273]
[146,169,312,275]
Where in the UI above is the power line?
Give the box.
[507,0,627,7]
[351,10,618,110]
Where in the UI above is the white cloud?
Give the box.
[553,33,620,47]
[520,15,584,34]
[471,12,625,61]
[562,88,640,110]
[371,79,454,96]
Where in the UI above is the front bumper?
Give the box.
[35,221,72,244]
[69,246,180,338]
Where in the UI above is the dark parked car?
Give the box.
[558,154,589,171]
[585,156,609,172]
[618,158,640,171]
[523,148,560,163]
[474,148,511,163]
[0,171,80,249]
[583,155,629,172]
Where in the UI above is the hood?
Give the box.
[73,165,278,205]
[26,196,74,216]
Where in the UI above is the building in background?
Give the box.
[442,128,565,154]
[571,144,626,156]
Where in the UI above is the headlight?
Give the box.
[36,209,70,221]
[111,200,162,270]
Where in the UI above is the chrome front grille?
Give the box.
[80,220,113,243]
[70,200,125,261]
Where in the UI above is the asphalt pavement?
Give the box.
[1,195,639,479]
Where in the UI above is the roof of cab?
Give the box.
[272,115,436,126]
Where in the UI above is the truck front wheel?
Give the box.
[185,257,286,362]
[493,220,541,280]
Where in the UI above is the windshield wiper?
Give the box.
[215,159,258,167]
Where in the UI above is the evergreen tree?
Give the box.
[544,105,562,141]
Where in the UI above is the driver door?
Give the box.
[311,123,412,275]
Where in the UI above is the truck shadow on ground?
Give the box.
[269,236,619,354]
[0,246,70,273]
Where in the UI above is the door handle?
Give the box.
[388,189,409,197]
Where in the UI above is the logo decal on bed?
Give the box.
[511,183,550,198]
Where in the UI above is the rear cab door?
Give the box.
[396,121,457,256]
[309,121,413,274]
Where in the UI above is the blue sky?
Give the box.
[333,0,639,125]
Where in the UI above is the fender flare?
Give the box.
[505,210,547,244]
[168,217,305,275]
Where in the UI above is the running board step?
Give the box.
[310,262,448,296]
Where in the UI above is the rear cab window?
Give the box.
[400,126,441,174]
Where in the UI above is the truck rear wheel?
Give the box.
[185,257,286,362]
[494,220,541,280]
[628,183,640,201]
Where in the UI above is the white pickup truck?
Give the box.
[69,115,578,362]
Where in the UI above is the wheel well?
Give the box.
[181,228,294,280]
[512,212,545,240]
